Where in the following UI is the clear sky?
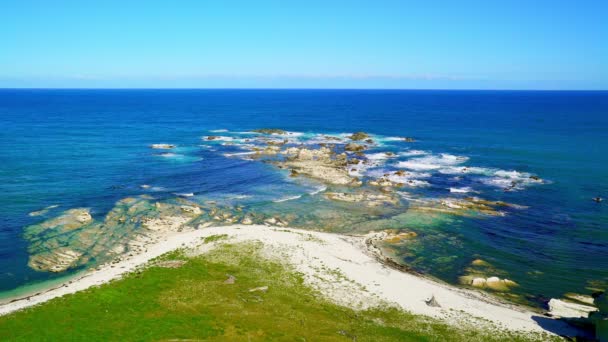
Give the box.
[1,0,607,89]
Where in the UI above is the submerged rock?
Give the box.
[325,191,399,207]
[25,208,93,239]
[28,248,83,273]
[252,128,287,135]
[383,230,417,243]
[564,292,596,305]
[24,197,204,273]
[471,259,491,267]
[411,197,522,217]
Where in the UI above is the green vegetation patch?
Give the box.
[0,242,555,341]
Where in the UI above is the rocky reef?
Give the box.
[409,197,523,217]
[24,198,205,273]
[252,128,287,135]
[325,191,399,207]
[278,146,358,185]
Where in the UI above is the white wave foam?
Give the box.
[309,185,327,195]
[223,151,256,157]
[366,152,397,161]
[210,129,228,133]
[397,153,468,171]
[438,166,492,175]
[399,150,428,157]
[273,195,302,203]
[229,194,252,199]
[159,152,178,158]
[175,192,194,197]
[480,170,543,190]
[202,136,234,141]
[449,187,474,193]
[302,134,346,145]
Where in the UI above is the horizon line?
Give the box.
[1,87,607,92]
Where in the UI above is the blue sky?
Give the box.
[1,0,606,89]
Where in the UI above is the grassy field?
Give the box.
[0,241,556,341]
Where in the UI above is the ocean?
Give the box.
[1,89,607,306]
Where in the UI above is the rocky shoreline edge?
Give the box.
[0,224,586,338]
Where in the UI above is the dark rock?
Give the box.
[349,132,370,141]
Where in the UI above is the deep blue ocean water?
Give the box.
[1,89,607,304]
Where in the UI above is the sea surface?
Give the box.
[1,89,607,306]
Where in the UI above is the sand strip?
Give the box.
[0,225,579,336]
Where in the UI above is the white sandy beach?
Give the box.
[0,225,579,336]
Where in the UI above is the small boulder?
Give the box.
[224,274,236,284]
[349,132,370,141]
[345,143,365,152]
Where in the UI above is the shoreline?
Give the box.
[0,224,580,336]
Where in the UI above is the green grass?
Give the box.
[0,242,556,341]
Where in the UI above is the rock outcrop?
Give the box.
[278,147,356,185]
[349,132,370,141]
[548,298,597,318]
[325,191,399,207]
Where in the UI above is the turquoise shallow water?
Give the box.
[0,89,607,305]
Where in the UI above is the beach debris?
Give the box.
[224,274,236,284]
[150,143,176,149]
[249,286,268,293]
[425,295,441,307]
